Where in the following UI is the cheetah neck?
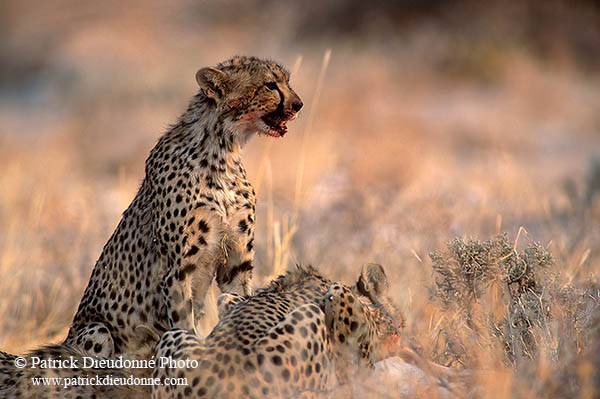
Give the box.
[179,93,245,151]
[148,93,251,196]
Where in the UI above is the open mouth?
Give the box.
[260,112,290,137]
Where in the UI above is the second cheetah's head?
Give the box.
[322,263,404,379]
[196,56,303,140]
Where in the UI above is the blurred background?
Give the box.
[1,0,599,396]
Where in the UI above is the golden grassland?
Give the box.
[1,1,599,397]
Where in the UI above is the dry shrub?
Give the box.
[430,234,584,363]
[429,233,600,397]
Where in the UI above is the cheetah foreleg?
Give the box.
[215,207,256,297]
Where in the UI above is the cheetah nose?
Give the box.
[291,100,303,112]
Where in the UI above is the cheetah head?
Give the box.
[322,263,403,381]
[195,56,303,140]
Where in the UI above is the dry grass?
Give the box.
[1,1,600,397]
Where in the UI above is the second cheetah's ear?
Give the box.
[354,263,389,303]
[196,67,229,102]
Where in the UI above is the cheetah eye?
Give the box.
[265,82,278,91]
[328,295,334,301]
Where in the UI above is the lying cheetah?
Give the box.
[45,57,302,361]
[152,264,404,399]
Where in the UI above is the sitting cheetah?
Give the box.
[44,56,302,361]
[152,264,405,399]
[0,55,302,398]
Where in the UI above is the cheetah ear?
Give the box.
[196,67,229,101]
[354,263,389,303]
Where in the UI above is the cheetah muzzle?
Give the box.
[258,80,302,137]
[260,107,299,137]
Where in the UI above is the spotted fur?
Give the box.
[64,56,302,359]
[0,56,302,398]
[152,264,404,399]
